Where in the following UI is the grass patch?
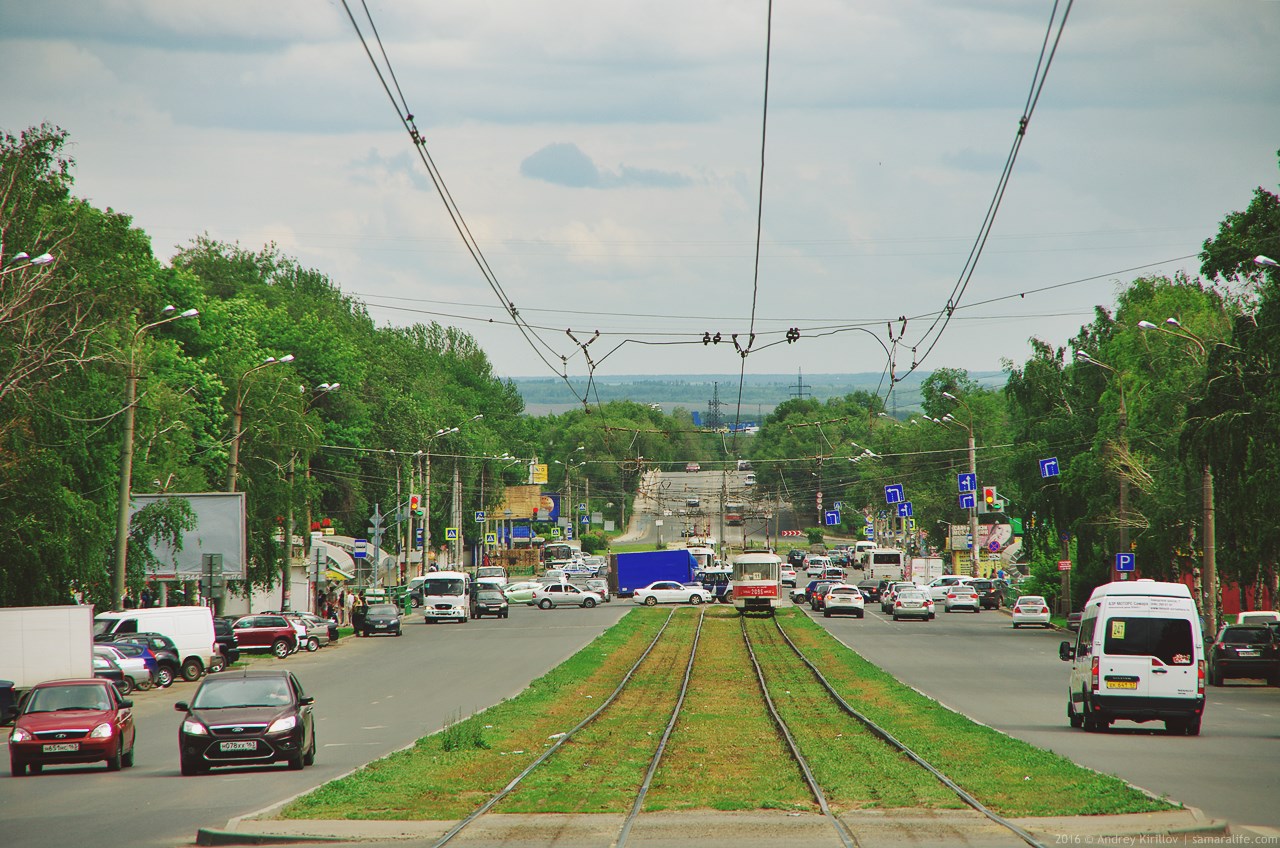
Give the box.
[774,609,1174,817]
[279,609,670,821]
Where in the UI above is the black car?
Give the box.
[967,579,1004,610]
[112,632,182,686]
[175,669,316,775]
[856,580,881,603]
[787,549,807,569]
[473,588,510,619]
[360,603,402,637]
[1208,625,1280,686]
[807,580,836,611]
[212,618,241,672]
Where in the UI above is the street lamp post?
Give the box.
[226,354,295,492]
[113,306,199,611]
[421,415,483,569]
[284,382,339,613]
[941,392,981,578]
[1075,350,1130,577]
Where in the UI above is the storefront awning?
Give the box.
[325,566,355,581]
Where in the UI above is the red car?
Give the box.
[230,614,299,658]
[7,679,136,776]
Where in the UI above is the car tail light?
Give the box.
[947,593,956,599]
[895,600,902,607]
[1013,606,1023,613]
[1197,660,1206,694]
[1090,656,1100,692]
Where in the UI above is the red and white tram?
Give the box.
[731,550,784,615]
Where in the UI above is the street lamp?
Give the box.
[941,391,981,578]
[1,250,54,277]
[421,415,483,569]
[1254,255,1278,269]
[226,354,295,492]
[284,381,340,613]
[1075,350,1131,576]
[113,305,200,610]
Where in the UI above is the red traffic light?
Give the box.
[409,494,422,514]
[983,487,996,506]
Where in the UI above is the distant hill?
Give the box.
[511,371,1007,416]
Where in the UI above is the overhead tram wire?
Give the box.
[337,0,587,404]
[732,0,776,456]
[899,0,1075,380]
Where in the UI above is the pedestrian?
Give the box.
[342,589,353,626]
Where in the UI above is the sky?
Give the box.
[2,1,1278,395]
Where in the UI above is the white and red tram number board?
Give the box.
[735,584,778,597]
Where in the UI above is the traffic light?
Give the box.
[983,487,997,510]
[409,494,422,516]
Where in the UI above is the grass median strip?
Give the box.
[774,609,1175,817]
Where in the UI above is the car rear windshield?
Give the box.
[829,587,857,595]
[1103,617,1195,665]
[1221,627,1271,645]
[969,581,992,590]
[1017,596,1046,606]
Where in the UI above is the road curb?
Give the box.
[196,828,345,846]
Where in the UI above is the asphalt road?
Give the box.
[1,601,629,848]
[810,597,1280,831]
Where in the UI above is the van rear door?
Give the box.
[1100,613,1198,699]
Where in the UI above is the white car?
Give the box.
[805,556,832,578]
[1011,595,1052,628]
[531,583,603,609]
[781,567,797,587]
[822,585,865,618]
[633,581,712,606]
[503,581,542,604]
[943,585,981,613]
[926,575,974,602]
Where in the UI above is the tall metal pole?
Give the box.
[1117,387,1130,579]
[113,367,138,611]
[282,455,295,611]
[424,447,432,569]
[967,428,979,578]
[1203,464,1217,634]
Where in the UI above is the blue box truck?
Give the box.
[615,550,698,597]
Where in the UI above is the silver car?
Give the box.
[531,583,602,609]
[891,589,935,621]
[94,644,153,693]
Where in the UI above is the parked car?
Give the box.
[474,587,510,619]
[943,585,981,613]
[1066,611,1082,631]
[297,612,338,644]
[175,669,315,775]
[1208,624,1280,686]
[211,618,241,671]
[503,581,542,605]
[633,581,712,606]
[230,615,298,658]
[685,462,700,472]
[286,613,330,651]
[7,679,135,776]
[891,589,934,621]
[1011,595,1052,628]
[359,604,402,637]
[822,585,866,618]
[967,578,1004,610]
[880,582,916,614]
[856,580,881,603]
[94,645,153,694]
[92,652,128,693]
[111,633,182,686]
[531,583,602,609]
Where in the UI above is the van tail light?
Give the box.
[1090,656,1100,692]
[895,600,902,607]
[1197,660,1206,695]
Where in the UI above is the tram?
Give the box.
[730,550,784,615]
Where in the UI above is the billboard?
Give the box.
[131,492,247,579]
[496,485,560,521]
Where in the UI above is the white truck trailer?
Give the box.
[0,605,95,691]
[908,557,946,586]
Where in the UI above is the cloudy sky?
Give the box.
[3,1,1278,393]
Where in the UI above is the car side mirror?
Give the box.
[119,699,133,709]
[1058,641,1074,661]
[299,695,315,706]
[174,702,189,712]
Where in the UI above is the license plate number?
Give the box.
[220,741,257,752]
[1106,680,1138,689]
[42,743,78,753]
[1238,649,1260,657]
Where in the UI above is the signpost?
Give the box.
[896,501,913,518]
[824,510,841,526]
[884,484,905,504]
[1115,552,1135,573]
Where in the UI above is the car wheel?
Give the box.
[117,676,134,696]
[156,666,174,688]
[10,757,26,777]
[823,610,831,618]
[689,595,703,605]
[288,751,304,771]
[272,639,291,659]
[644,596,658,606]
[892,614,899,621]
[582,598,596,608]
[396,628,403,636]
[105,740,122,772]
[122,742,135,768]
[1185,716,1202,736]
[945,607,952,613]
[1210,667,1224,687]
[209,654,227,673]
[181,658,204,681]
[539,599,553,610]
[856,611,864,618]
[1068,703,1084,728]
[303,733,316,766]
[1013,623,1020,629]
[306,637,319,652]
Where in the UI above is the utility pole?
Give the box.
[1203,464,1217,634]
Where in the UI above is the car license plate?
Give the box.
[1106,680,1138,689]
[42,743,78,753]
[220,740,258,752]
[1238,649,1260,657]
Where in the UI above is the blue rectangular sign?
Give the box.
[1115,552,1136,572]
[959,492,976,510]
[896,501,913,518]
[957,472,976,493]
[1040,457,1061,478]
[352,539,368,559]
[824,510,841,526]
[884,484,905,505]
[864,526,875,539]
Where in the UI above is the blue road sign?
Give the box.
[884,484,905,505]
[415,528,423,546]
[580,514,590,524]
[864,526,875,539]
[959,492,977,510]
[957,472,977,493]
[896,501,913,518]
[474,510,486,522]
[833,501,843,510]
[1115,552,1136,572]
[988,540,1001,552]
[1040,457,1061,478]
[445,527,459,541]
[824,510,841,526]
[352,539,368,559]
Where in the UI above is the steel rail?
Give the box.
[614,608,706,847]
[430,608,679,848]
[741,616,858,848]
[772,615,1048,848]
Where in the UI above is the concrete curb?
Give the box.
[196,828,346,846]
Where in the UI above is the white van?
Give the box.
[418,570,471,623]
[93,606,218,681]
[1058,580,1205,735]
[866,548,905,582]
